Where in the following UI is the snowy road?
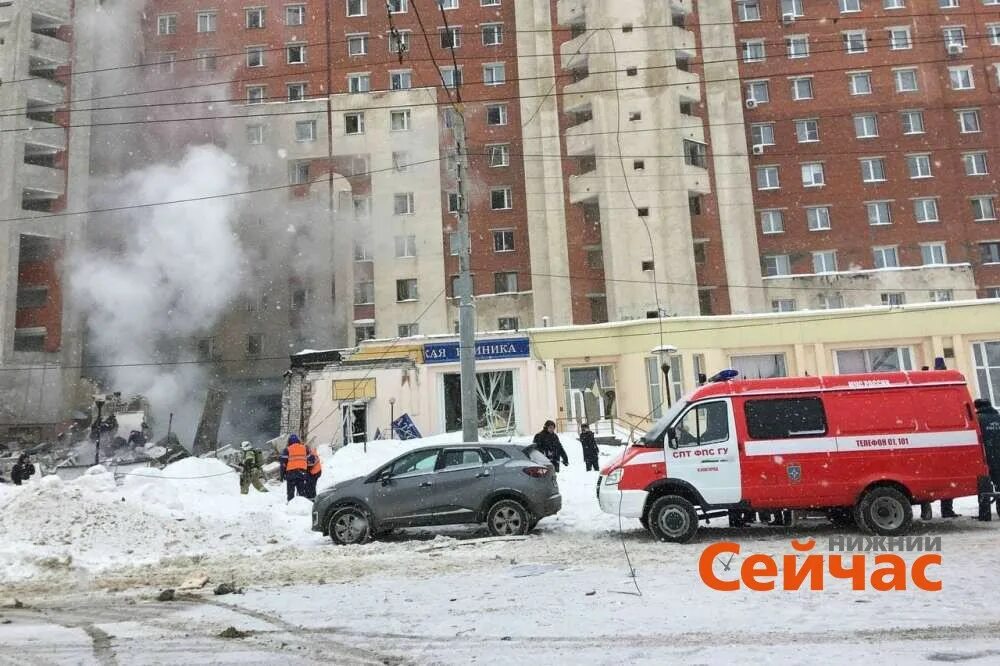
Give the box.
[4,438,1000,663]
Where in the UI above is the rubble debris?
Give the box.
[213,583,239,596]
[157,589,175,602]
[179,574,209,590]
[218,626,248,639]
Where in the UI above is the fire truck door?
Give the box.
[666,399,742,505]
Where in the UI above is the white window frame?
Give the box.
[486,104,508,126]
[390,108,412,131]
[483,62,506,86]
[387,0,408,13]
[801,162,826,187]
[157,14,177,36]
[958,109,981,133]
[246,124,264,145]
[943,26,967,48]
[900,109,925,134]
[873,245,900,269]
[390,70,412,90]
[760,209,784,234]
[840,0,861,12]
[287,83,306,101]
[347,33,369,56]
[795,118,820,143]
[949,66,975,90]
[746,80,770,103]
[843,30,868,54]
[963,152,989,176]
[913,197,939,223]
[394,192,415,215]
[394,234,417,258]
[772,299,797,313]
[347,0,367,16]
[487,144,510,167]
[491,187,513,211]
[866,201,893,226]
[742,39,766,62]
[906,153,933,179]
[854,113,879,138]
[888,26,912,50]
[482,23,503,46]
[246,46,265,68]
[894,68,919,92]
[286,5,306,25]
[920,242,948,265]
[492,229,515,253]
[790,76,814,100]
[344,112,365,135]
[246,86,266,104]
[348,73,371,93]
[764,254,792,276]
[196,12,216,33]
[813,250,838,274]
[737,0,761,21]
[786,35,809,58]
[756,165,780,190]
[246,7,265,28]
[848,71,872,95]
[750,123,775,146]
[294,120,316,142]
[972,196,997,221]
[807,206,832,231]
[861,158,886,183]
[287,43,306,65]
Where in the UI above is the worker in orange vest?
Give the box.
[279,434,315,501]
[305,445,322,499]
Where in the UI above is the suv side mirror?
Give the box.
[379,469,393,485]
[666,426,679,450]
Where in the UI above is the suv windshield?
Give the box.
[641,398,690,446]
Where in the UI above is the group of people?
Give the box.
[234,434,323,501]
[532,420,602,472]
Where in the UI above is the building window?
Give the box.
[155,53,176,74]
[396,278,419,301]
[983,242,1000,264]
[483,62,506,86]
[295,120,316,142]
[881,292,906,306]
[286,5,305,24]
[355,325,376,343]
[988,24,1000,46]
[836,347,914,373]
[246,334,263,358]
[486,144,510,168]
[398,323,419,338]
[819,293,845,309]
[440,26,460,49]
[388,0,407,12]
[888,26,912,50]
[795,119,819,143]
[354,241,373,261]
[491,187,513,210]
[287,44,306,64]
[807,206,832,231]
[949,66,975,90]
[839,0,861,11]
[860,158,886,183]
[873,245,900,269]
[482,24,503,46]
[196,50,218,71]
[958,109,981,133]
[394,235,417,258]
[790,77,814,100]
[390,70,412,90]
[393,192,415,215]
[900,110,924,134]
[884,0,905,8]
[348,73,371,93]
[392,151,410,172]
[801,162,825,187]
[921,243,948,265]
[843,30,867,54]
[447,192,462,215]
[786,36,809,58]
[914,198,939,223]
[984,288,1000,299]
[493,316,518,333]
[389,31,411,53]
[730,354,788,379]
[746,80,770,103]
[247,124,264,145]
[492,229,515,252]
[353,196,370,218]
[750,123,775,146]
[894,68,919,92]
[854,113,878,138]
[940,0,959,7]
[782,0,804,15]
[737,0,761,21]
[867,201,893,226]
[157,14,177,35]
[246,86,266,104]
[763,254,792,276]
[760,209,784,234]
[246,7,265,28]
[972,196,997,221]
[683,140,708,168]
[486,103,508,126]
[441,67,463,89]
[347,0,367,16]
[586,246,604,269]
[756,166,780,190]
[494,272,518,294]
[906,154,932,179]
[196,12,216,33]
[973,341,1000,406]
[287,83,306,101]
[345,112,365,134]
[943,26,967,49]
[813,250,838,273]
[742,39,766,62]
[196,338,219,362]
[390,108,412,131]
[772,299,796,313]
[246,46,264,68]
[963,152,989,176]
[347,34,369,56]
[848,71,872,95]
[289,161,310,185]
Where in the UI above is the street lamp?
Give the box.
[651,345,678,408]
[389,397,396,439]
[93,396,106,466]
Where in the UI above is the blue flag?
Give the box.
[391,414,422,440]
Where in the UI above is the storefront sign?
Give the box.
[423,337,530,364]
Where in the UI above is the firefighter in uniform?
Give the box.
[237,441,268,494]
[305,445,322,499]
[279,434,316,501]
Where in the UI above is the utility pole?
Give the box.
[454,108,478,443]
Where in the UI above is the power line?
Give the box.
[6,10,994,87]
[5,30,998,118]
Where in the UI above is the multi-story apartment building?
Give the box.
[0,0,90,439]
[734,0,999,310]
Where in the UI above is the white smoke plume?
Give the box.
[68,146,247,444]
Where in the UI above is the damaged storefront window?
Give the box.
[564,365,617,428]
[443,370,516,436]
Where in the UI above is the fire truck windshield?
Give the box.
[641,398,689,446]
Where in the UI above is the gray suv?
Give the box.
[312,443,562,545]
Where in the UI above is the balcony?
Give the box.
[20,118,66,151]
[24,76,65,105]
[556,0,585,30]
[21,163,65,197]
[564,118,594,157]
[31,5,70,30]
[30,32,70,66]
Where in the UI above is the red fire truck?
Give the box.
[597,370,992,542]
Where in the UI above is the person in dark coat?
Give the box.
[532,420,569,472]
[11,454,36,486]
[976,399,1000,519]
[578,424,600,472]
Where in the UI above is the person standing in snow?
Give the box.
[578,424,600,472]
[237,441,268,495]
[11,453,35,486]
[305,445,322,499]
[279,434,315,501]
[976,399,1000,519]
[533,420,568,472]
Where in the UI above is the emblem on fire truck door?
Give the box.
[787,464,802,484]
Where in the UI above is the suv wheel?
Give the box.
[647,495,699,543]
[486,499,529,536]
[328,506,371,545]
[857,486,912,536]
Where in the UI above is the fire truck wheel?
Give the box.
[648,495,699,543]
[857,486,913,536]
[826,508,855,528]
